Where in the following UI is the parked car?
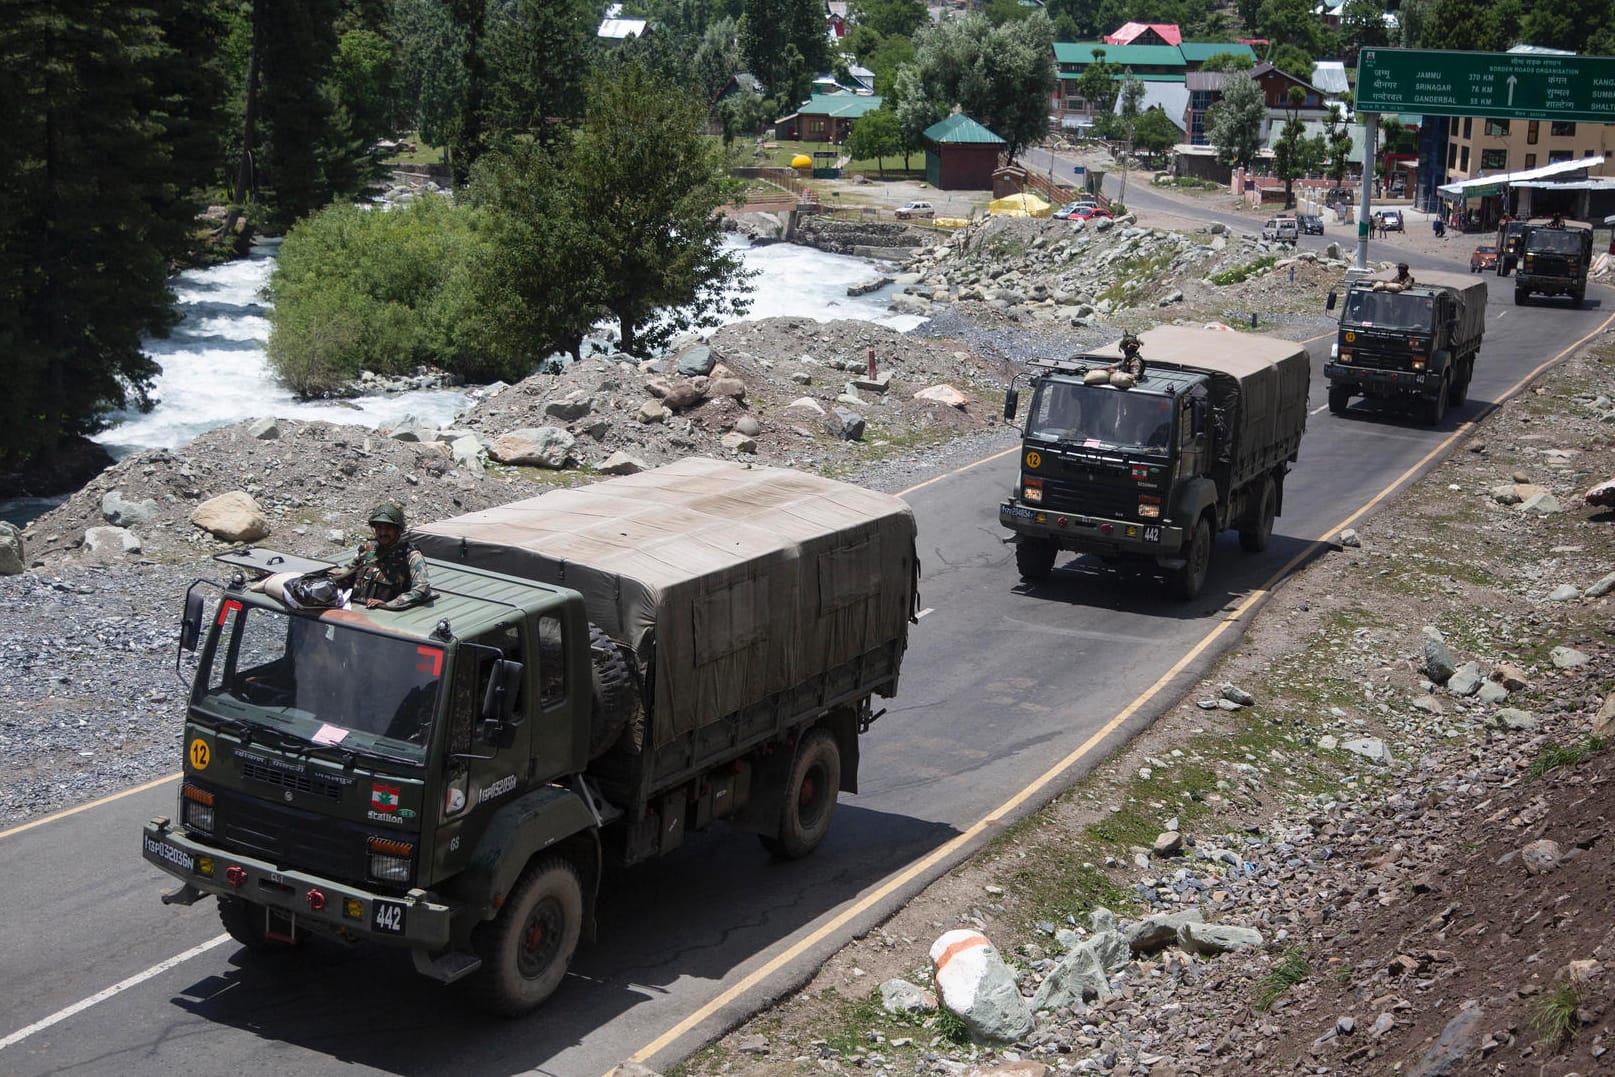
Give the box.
[1372,209,1405,232]
[894,201,935,220]
[1470,244,1499,273]
[1298,213,1324,235]
[1262,216,1299,243]
[1052,201,1089,220]
[1070,205,1112,221]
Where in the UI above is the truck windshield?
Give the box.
[196,600,443,764]
[1027,381,1174,451]
[1527,230,1583,254]
[1342,290,1435,332]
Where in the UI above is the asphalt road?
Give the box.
[2,244,1610,1077]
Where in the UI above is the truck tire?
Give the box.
[587,625,638,759]
[1238,477,1276,553]
[1573,287,1585,307]
[469,857,583,1016]
[218,896,301,953]
[1014,537,1057,582]
[1447,360,1470,406]
[1424,379,1448,425]
[1169,516,1212,601]
[761,729,840,860]
[1327,384,1351,415]
[1515,286,1528,305]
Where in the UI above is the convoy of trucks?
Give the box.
[1324,269,1487,425]
[998,326,1311,600]
[141,458,919,1014]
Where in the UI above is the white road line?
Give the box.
[1310,403,1330,415]
[0,934,231,1051]
[915,607,935,619]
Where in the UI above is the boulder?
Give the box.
[543,391,593,421]
[720,432,757,454]
[1518,491,1562,515]
[1446,662,1483,697]
[1546,583,1582,601]
[190,491,270,542]
[675,345,716,376]
[1126,909,1204,953]
[1492,708,1536,731]
[0,521,25,575]
[929,929,1034,1043]
[1477,680,1509,704]
[83,525,141,558]
[662,382,708,411]
[1520,838,1562,875]
[1342,737,1392,765]
[1592,693,1615,738]
[598,451,649,476]
[246,417,281,440]
[638,400,670,424]
[1178,922,1264,955]
[1491,663,1530,691]
[709,377,747,400]
[785,397,825,415]
[879,978,935,1015]
[1583,476,1615,507]
[1030,937,1112,1010]
[826,407,866,441]
[1583,571,1615,598]
[448,434,486,471]
[490,427,575,469]
[101,490,158,528]
[915,384,970,408]
[1550,645,1589,668]
[1152,831,1183,857]
[735,415,761,437]
[1422,636,1457,684]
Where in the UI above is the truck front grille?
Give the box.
[241,760,345,800]
[214,789,371,884]
[1035,456,1145,518]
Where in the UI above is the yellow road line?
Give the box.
[619,311,1615,1071]
[0,773,178,841]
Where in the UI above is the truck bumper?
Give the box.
[1517,275,1577,296]
[141,818,454,949]
[1000,500,1184,558]
[1325,362,1440,399]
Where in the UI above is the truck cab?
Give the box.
[1515,220,1592,306]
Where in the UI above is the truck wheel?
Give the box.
[1573,288,1585,307]
[1239,478,1276,553]
[1424,380,1448,425]
[217,897,301,953]
[1327,384,1351,415]
[761,729,840,860]
[1448,362,1470,406]
[587,625,639,758]
[1169,516,1212,601]
[470,857,583,1016]
[1515,286,1528,305]
[1014,537,1057,582]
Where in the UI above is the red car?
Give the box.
[1071,206,1112,221]
[1470,244,1499,273]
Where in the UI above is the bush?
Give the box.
[267,196,492,396]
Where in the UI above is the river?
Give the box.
[1,237,914,526]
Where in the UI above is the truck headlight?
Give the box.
[368,836,415,884]
[1137,495,1161,519]
[1337,349,1353,364]
[1021,477,1043,503]
[182,783,216,835]
[1411,357,1425,370]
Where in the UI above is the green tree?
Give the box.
[1198,50,1254,72]
[693,17,743,102]
[1322,104,1353,192]
[1117,69,1145,138]
[1338,0,1389,62]
[1131,106,1180,163]
[888,62,947,168]
[1267,43,1314,82]
[0,0,230,474]
[863,34,916,96]
[846,107,902,176]
[563,62,753,356]
[850,0,926,38]
[912,12,1055,161]
[482,0,596,147]
[1272,86,1307,208]
[1075,48,1122,122]
[1415,0,1497,50]
[1521,0,1615,52]
[1256,0,1326,54]
[741,0,828,98]
[1207,71,1265,172]
[390,0,469,152]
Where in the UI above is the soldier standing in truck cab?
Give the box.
[329,502,431,610]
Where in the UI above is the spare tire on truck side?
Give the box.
[586,625,640,759]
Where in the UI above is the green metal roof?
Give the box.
[1130,74,1188,83]
[1053,43,1186,69]
[1178,42,1257,63]
[795,93,885,118]
[923,114,1005,144]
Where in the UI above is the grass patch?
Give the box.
[1526,736,1608,780]
[1209,255,1278,286]
[1254,946,1310,1011]
[930,1008,972,1046]
[1097,248,1180,306]
[1152,176,1220,190]
[1530,980,1581,1048]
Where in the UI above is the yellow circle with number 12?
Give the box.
[1025,450,1042,469]
[188,738,211,771]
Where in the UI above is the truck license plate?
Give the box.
[373,900,407,935]
[1143,526,1161,543]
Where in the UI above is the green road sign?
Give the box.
[1357,47,1615,123]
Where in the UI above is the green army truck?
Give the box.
[998,326,1310,601]
[1496,219,1529,277]
[142,458,918,1015]
[1514,220,1593,306]
[1324,269,1487,424]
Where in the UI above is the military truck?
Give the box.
[1496,219,1529,276]
[141,458,918,1015]
[1324,269,1486,424]
[1514,220,1593,306]
[998,326,1310,601]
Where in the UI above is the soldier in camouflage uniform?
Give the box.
[329,503,431,610]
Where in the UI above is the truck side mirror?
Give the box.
[1325,291,1337,311]
[479,659,524,747]
[179,591,206,652]
[1003,387,1019,421]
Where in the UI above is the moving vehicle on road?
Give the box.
[1470,245,1499,272]
[1262,216,1299,242]
[1298,213,1324,235]
[894,201,935,220]
[1324,270,1487,425]
[1371,209,1404,232]
[1496,219,1529,275]
[142,459,920,1015]
[1514,220,1592,306]
[1000,327,1310,601]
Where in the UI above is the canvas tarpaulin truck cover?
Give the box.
[411,458,918,748]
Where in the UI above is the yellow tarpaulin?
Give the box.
[988,192,1052,218]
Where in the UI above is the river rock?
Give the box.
[190,490,270,542]
[637,400,669,424]
[1446,662,1483,697]
[879,978,934,1015]
[490,427,575,468]
[83,525,141,558]
[1127,909,1204,953]
[1178,922,1264,955]
[246,417,281,440]
[543,391,593,421]
[0,521,25,574]
[101,490,158,528]
[929,929,1034,1043]
[675,345,715,376]
[1423,636,1457,684]
[597,451,648,475]
[735,415,761,437]
[826,407,865,441]
[1549,645,1588,668]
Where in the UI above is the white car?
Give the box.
[894,201,935,220]
[1262,216,1299,243]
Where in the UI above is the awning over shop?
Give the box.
[1438,155,1607,198]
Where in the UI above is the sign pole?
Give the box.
[1355,113,1377,274]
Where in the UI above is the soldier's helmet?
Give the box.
[369,503,406,529]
